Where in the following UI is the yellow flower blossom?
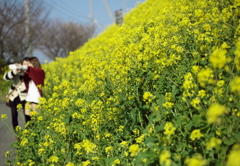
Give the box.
[197,90,206,98]
[159,150,171,166]
[105,132,112,138]
[66,162,75,166]
[118,125,124,132]
[48,156,59,163]
[190,129,204,141]
[197,67,214,87]
[1,114,8,120]
[5,150,12,157]
[185,154,206,166]
[234,41,240,70]
[38,148,45,155]
[113,159,121,165]
[81,140,97,154]
[217,80,225,87]
[230,76,240,95]
[143,92,155,103]
[20,138,28,146]
[92,157,100,161]
[82,160,91,166]
[192,65,201,74]
[27,159,35,166]
[209,48,230,69]
[195,9,204,17]
[163,102,174,109]
[135,134,145,143]
[133,129,140,136]
[206,137,222,150]
[191,97,201,109]
[105,146,113,153]
[206,103,227,124]
[120,141,128,148]
[165,92,172,101]
[226,144,240,166]
[164,122,176,136]
[129,144,140,157]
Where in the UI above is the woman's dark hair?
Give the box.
[28,57,41,68]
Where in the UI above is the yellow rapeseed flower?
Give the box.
[197,90,206,98]
[120,141,128,148]
[226,144,240,166]
[135,134,145,143]
[48,156,59,163]
[230,76,240,95]
[82,160,91,166]
[163,102,174,109]
[20,138,28,146]
[191,97,201,109]
[209,48,229,69]
[105,146,113,153]
[206,103,227,124]
[38,148,45,155]
[81,139,97,154]
[185,154,206,166]
[133,129,140,136]
[165,92,172,101]
[66,162,75,166]
[118,125,124,132]
[192,65,201,74]
[197,68,214,87]
[129,144,140,157]
[113,159,121,165]
[190,129,204,141]
[164,122,176,136]
[159,150,171,166]
[217,80,225,87]
[143,91,155,103]
[1,114,8,120]
[92,157,99,161]
[5,150,12,157]
[206,137,222,150]
[234,41,240,70]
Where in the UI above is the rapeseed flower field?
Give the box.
[1,0,240,165]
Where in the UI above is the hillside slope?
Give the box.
[7,0,240,165]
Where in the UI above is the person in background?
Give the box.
[23,57,45,122]
[3,57,29,135]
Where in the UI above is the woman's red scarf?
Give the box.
[23,66,45,96]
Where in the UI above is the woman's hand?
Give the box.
[15,63,21,73]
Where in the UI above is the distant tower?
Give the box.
[115,9,123,25]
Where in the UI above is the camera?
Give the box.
[9,64,28,71]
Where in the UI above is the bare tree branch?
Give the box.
[0,0,49,65]
[39,20,94,59]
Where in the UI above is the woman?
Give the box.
[23,57,45,121]
[3,57,29,131]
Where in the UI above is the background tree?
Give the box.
[39,20,94,59]
[0,0,95,65]
[0,0,48,65]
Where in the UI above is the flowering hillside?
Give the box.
[4,0,240,165]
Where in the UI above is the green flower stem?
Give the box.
[4,121,17,137]
[166,77,178,86]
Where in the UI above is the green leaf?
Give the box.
[145,136,159,144]
[223,137,236,146]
